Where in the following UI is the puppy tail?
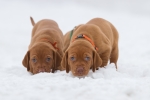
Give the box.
[30,16,35,26]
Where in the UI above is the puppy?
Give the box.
[62,18,119,76]
[22,17,64,74]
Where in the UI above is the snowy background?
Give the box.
[0,0,150,100]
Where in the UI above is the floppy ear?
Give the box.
[92,51,102,72]
[52,51,62,73]
[22,51,30,71]
[61,51,70,73]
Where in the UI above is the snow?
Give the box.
[0,0,150,100]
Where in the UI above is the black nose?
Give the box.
[76,67,84,75]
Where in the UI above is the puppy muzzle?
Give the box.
[76,66,85,76]
[38,68,45,73]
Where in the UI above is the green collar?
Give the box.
[70,29,74,39]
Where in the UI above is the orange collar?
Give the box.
[72,34,98,51]
[40,38,59,50]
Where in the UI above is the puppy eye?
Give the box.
[70,56,76,61]
[85,56,90,61]
[32,58,37,63]
[46,57,51,62]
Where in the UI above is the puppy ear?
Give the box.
[22,51,30,71]
[61,51,70,73]
[30,16,35,26]
[92,51,102,72]
[52,51,62,73]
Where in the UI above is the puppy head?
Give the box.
[61,40,102,76]
[22,42,61,74]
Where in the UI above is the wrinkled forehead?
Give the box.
[68,45,93,56]
[30,44,53,57]
[68,40,94,53]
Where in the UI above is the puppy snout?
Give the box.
[76,67,85,76]
[38,68,45,73]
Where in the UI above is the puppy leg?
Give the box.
[110,46,119,69]
[56,66,64,71]
[100,50,111,67]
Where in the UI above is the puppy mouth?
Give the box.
[73,66,88,76]
[38,69,45,73]
[34,68,51,74]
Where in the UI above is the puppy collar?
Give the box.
[70,30,74,39]
[72,34,98,51]
[40,38,59,50]
[70,26,76,39]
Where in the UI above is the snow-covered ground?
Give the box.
[0,1,150,100]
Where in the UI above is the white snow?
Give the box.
[0,1,150,100]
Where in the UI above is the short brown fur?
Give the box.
[22,17,64,74]
[62,18,119,76]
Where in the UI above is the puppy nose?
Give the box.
[38,69,45,73]
[76,67,84,76]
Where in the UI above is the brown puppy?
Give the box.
[62,18,119,76]
[22,17,64,74]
